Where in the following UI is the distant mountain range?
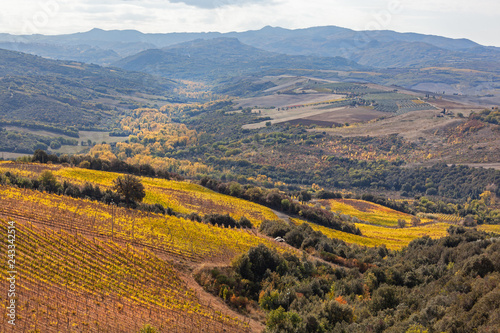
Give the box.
[113,37,361,80]
[1,26,499,72]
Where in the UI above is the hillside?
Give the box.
[0,48,182,154]
[113,38,361,81]
[0,160,499,332]
[0,22,499,333]
[2,27,499,97]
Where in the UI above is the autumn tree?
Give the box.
[113,174,145,207]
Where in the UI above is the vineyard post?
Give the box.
[0,294,3,327]
[35,284,40,332]
[104,298,109,330]
[96,304,99,331]
[93,205,97,232]
[56,293,60,331]
[85,291,89,324]
[111,200,115,238]
[22,291,29,332]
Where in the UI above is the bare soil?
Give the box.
[300,107,386,124]
[0,127,129,156]
[321,109,463,142]
[0,152,30,159]
[449,163,500,170]
[236,93,344,108]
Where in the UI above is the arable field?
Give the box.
[283,106,387,126]
[242,103,386,129]
[236,92,345,109]
[320,109,460,140]
[53,131,129,154]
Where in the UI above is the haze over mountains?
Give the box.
[1,25,499,72]
[113,37,362,80]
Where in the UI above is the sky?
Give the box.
[1,0,499,47]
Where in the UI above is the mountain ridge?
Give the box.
[1,25,498,70]
[112,37,363,81]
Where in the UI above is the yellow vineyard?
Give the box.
[0,162,277,226]
[478,224,500,235]
[319,198,430,227]
[291,218,450,250]
[0,219,249,332]
[0,185,286,262]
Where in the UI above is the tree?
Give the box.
[33,149,48,163]
[265,306,302,333]
[38,171,59,193]
[298,190,311,204]
[113,174,145,207]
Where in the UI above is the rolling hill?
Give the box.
[0,48,183,153]
[112,37,362,81]
[0,159,499,332]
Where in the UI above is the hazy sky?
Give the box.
[1,0,499,46]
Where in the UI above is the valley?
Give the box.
[0,23,499,333]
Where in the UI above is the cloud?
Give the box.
[0,0,498,46]
[169,0,270,9]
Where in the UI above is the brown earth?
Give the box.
[236,93,344,109]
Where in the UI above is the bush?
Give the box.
[238,216,253,228]
[234,244,284,282]
[265,306,302,333]
[370,284,400,313]
[259,220,291,238]
[139,324,158,333]
[203,213,238,228]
